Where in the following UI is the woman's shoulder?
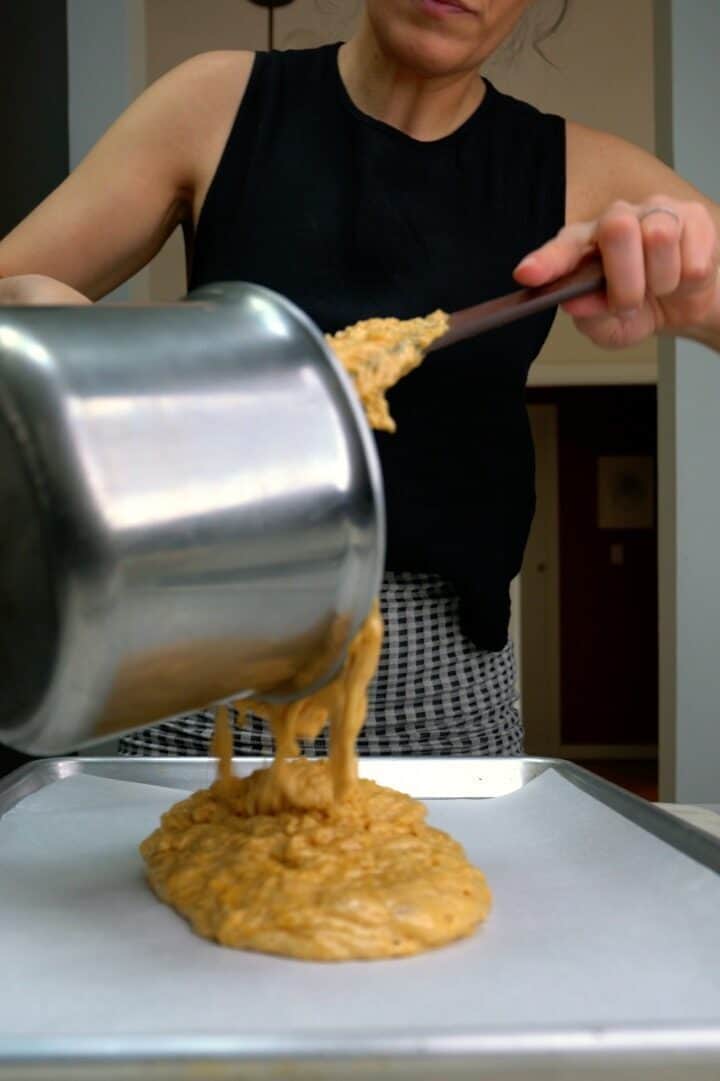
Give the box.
[142,51,257,222]
[126,49,257,180]
[161,49,257,116]
[171,46,333,220]
[164,44,334,124]
[565,120,694,222]
[170,48,256,84]
[479,90,687,225]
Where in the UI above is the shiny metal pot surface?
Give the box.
[0,283,384,754]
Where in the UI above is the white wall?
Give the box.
[657,0,720,802]
[66,0,148,301]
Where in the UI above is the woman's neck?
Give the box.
[338,16,485,143]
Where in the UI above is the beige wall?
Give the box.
[142,0,658,385]
[145,0,266,78]
[483,0,657,377]
[143,0,268,300]
[274,0,362,48]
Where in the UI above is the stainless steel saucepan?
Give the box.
[0,283,384,754]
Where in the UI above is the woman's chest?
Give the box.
[193,126,547,334]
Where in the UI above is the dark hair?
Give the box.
[533,0,570,64]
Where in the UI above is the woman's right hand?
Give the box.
[0,274,91,306]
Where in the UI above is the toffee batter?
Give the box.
[140,314,491,961]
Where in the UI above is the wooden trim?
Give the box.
[560,744,658,761]
[521,405,561,756]
[528,362,657,387]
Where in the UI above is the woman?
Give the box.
[1,1,718,759]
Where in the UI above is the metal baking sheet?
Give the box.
[1,755,719,1081]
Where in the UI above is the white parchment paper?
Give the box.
[1,769,719,1039]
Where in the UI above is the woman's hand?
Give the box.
[0,274,91,306]
[514,196,720,350]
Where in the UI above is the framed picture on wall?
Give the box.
[597,455,655,530]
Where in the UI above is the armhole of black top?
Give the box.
[537,109,569,239]
[192,50,268,251]
[558,115,569,229]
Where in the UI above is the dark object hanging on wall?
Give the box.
[247,0,297,50]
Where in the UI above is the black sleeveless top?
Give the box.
[189,45,565,650]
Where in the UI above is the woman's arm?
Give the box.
[515,122,720,353]
[0,50,253,302]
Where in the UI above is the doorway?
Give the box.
[521,387,658,792]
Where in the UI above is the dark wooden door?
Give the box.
[528,387,658,747]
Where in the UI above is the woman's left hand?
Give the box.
[513,195,720,350]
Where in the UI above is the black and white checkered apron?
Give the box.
[118,572,523,758]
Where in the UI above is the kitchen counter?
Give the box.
[658,803,720,839]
